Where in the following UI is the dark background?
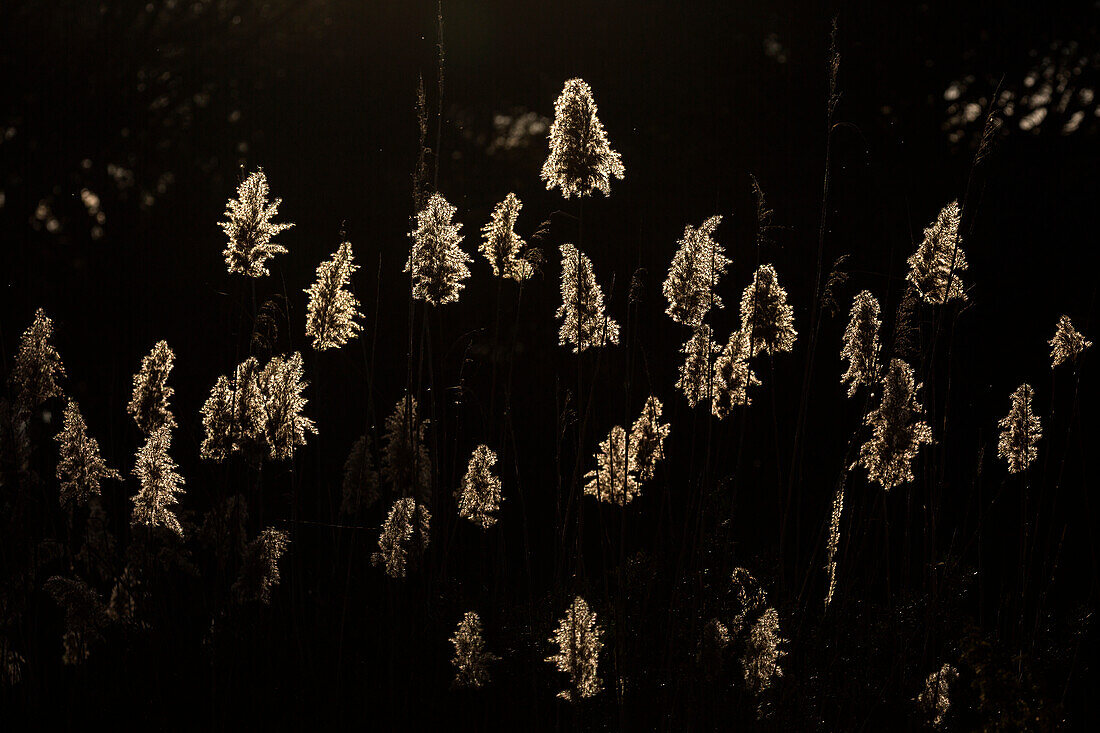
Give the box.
[2,0,1098,729]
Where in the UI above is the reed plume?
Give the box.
[556,243,620,352]
[840,290,882,397]
[711,329,761,419]
[628,395,670,482]
[372,497,431,579]
[906,201,968,305]
[200,357,265,462]
[55,400,121,509]
[541,78,624,199]
[220,169,294,278]
[457,444,503,528]
[545,595,603,701]
[858,358,933,491]
[305,240,363,351]
[9,308,65,409]
[480,193,533,281]
[449,611,499,689]
[232,527,290,604]
[127,340,177,434]
[663,215,730,327]
[257,352,316,461]
[742,607,786,697]
[676,324,717,408]
[382,394,432,502]
[341,434,380,518]
[584,425,640,506]
[43,576,107,666]
[1048,314,1091,368]
[915,663,958,729]
[131,425,186,538]
[740,264,797,356]
[823,481,844,610]
[406,192,472,306]
[997,383,1042,474]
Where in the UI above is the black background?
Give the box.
[2,1,1098,729]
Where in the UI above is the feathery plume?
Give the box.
[541,78,624,199]
[341,434,380,518]
[372,497,431,579]
[676,324,718,408]
[858,359,933,491]
[131,425,186,538]
[697,617,731,677]
[406,192,472,306]
[43,576,107,665]
[712,329,762,418]
[740,264,797,356]
[382,394,432,501]
[584,425,640,506]
[258,352,316,461]
[556,243,620,352]
[840,290,882,397]
[233,527,290,605]
[55,401,121,509]
[220,169,293,278]
[450,611,499,689]
[906,201,968,304]
[457,444,503,528]
[730,567,769,634]
[742,607,786,696]
[0,638,24,686]
[915,663,958,729]
[480,193,533,282]
[9,308,65,409]
[1049,314,1091,368]
[663,216,730,327]
[628,396,670,482]
[824,481,845,610]
[545,595,603,701]
[127,340,177,434]
[200,357,267,462]
[997,383,1042,474]
[305,241,363,351]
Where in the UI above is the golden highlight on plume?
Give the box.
[556,243,620,352]
[663,216,730,327]
[406,192,472,306]
[541,78,624,198]
[305,240,363,351]
[858,359,933,491]
[220,169,294,278]
[998,383,1042,474]
[906,201,968,305]
[546,595,603,701]
[127,340,177,434]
